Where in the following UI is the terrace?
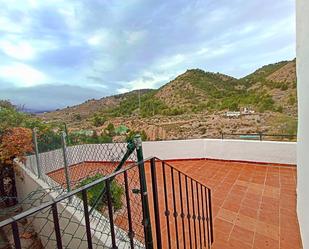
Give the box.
[46,156,300,249]
[0,135,301,249]
[1,0,308,247]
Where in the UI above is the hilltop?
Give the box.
[40,59,297,140]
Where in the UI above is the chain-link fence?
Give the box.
[0,129,147,249]
[0,161,147,249]
[25,130,137,191]
[1,129,214,249]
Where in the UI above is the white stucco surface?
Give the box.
[143,139,296,165]
[24,139,297,177]
[296,0,309,246]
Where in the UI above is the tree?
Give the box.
[0,127,33,165]
[92,114,107,127]
[105,123,115,136]
[0,127,33,206]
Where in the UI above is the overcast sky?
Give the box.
[0,0,295,111]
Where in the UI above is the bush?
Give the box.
[126,130,148,141]
[276,106,283,113]
[280,84,288,91]
[92,114,107,127]
[73,113,82,121]
[105,123,115,136]
[77,174,124,211]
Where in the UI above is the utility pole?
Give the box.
[138,89,141,116]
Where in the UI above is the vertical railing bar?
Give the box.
[150,158,163,249]
[171,167,180,249]
[162,161,172,249]
[51,203,63,249]
[191,178,197,249]
[201,185,207,247]
[204,187,211,249]
[82,189,93,249]
[11,221,22,249]
[178,172,186,249]
[106,179,117,249]
[208,188,214,244]
[196,183,203,249]
[185,176,193,249]
[124,171,135,249]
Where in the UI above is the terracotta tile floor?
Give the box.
[170,160,302,249]
[48,159,302,249]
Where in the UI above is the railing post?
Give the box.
[61,131,71,193]
[51,203,63,249]
[106,179,117,249]
[150,158,162,249]
[134,134,153,249]
[11,221,22,249]
[32,128,41,178]
[82,190,93,249]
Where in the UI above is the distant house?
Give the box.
[242,107,255,115]
[225,111,241,117]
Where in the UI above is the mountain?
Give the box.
[40,89,153,124]
[40,59,297,140]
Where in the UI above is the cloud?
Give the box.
[0,40,35,60]
[0,63,48,87]
[0,84,106,111]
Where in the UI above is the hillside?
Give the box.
[40,89,153,125]
[40,59,297,140]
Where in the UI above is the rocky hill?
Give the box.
[40,59,297,140]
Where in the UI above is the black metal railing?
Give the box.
[0,157,213,249]
[220,132,296,141]
[149,158,214,249]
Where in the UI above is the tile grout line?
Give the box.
[225,164,248,243]
[251,165,268,249]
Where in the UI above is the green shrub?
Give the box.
[92,114,107,127]
[126,130,148,141]
[280,84,288,91]
[77,174,124,211]
[73,113,82,121]
[105,123,115,136]
[276,106,283,113]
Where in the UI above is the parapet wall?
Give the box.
[142,139,296,165]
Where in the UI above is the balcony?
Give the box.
[0,136,301,249]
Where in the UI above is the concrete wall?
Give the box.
[143,139,296,165]
[296,0,309,246]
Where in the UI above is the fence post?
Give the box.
[150,157,162,249]
[61,131,71,193]
[32,128,41,178]
[134,134,153,249]
[63,122,70,145]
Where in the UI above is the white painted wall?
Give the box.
[296,0,309,246]
[143,139,296,165]
[25,140,297,177]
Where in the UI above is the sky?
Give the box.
[0,0,295,111]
